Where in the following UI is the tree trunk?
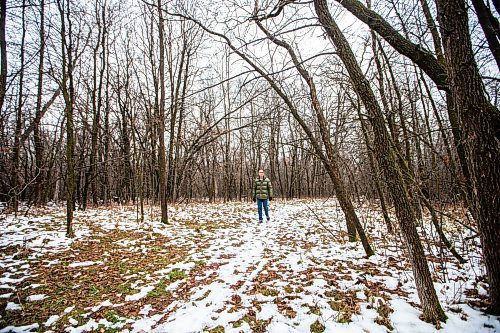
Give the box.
[436,0,500,314]
[11,0,26,214]
[33,0,46,206]
[82,1,104,210]
[157,0,168,223]
[0,0,6,113]
[356,97,393,233]
[57,0,75,237]
[173,51,190,202]
[166,34,186,202]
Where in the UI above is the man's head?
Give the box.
[258,169,265,177]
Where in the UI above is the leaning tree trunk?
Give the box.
[470,0,500,71]
[436,0,500,314]
[314,0,446,323]
[356,98,393,233]
[166,40,186,203]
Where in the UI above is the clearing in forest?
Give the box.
[0,200,498,332]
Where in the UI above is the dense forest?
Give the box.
[0,0,499,330]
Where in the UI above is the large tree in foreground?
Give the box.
[435,0,500,314]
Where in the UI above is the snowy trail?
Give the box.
[155,204,301,332]
[0,200,499,333]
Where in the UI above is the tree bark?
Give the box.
[436,0,500,314]
[157,0,168,223]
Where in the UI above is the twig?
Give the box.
[16,292,24,311]
[303,202,337,240]
[436,209,477,234]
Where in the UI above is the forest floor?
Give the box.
[0,199,499,333]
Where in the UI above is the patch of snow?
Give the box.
[68,260,103,268]
[257,302,278,320]
[68,318,79,326]
[175,211,193,220]
[442,304,500,332]
[389,299,436,333]
[139,304,153,316]
[0,323,39,333]
[0,276,28,284]
[64,306,75,313]
[65,318,99,333]
[44,315,60,327]
[267,321,296,333]
[23,283,43,289]
[125,285,154,301]
[90,299,112,312]
[0,284,14,289]
[5,302,22,311]
[44,260,60,266]
[26,294,47,301]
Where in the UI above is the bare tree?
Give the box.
[10,0,26,214]
[157,0,168,223]
[435,0,500,314]
[56,0,89,237]
[82,0,109,210]
[33,0,46,206]
[0,0,6,113]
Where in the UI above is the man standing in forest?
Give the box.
[253,169,273,223]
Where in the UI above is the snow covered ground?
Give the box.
[0,199,498,332]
